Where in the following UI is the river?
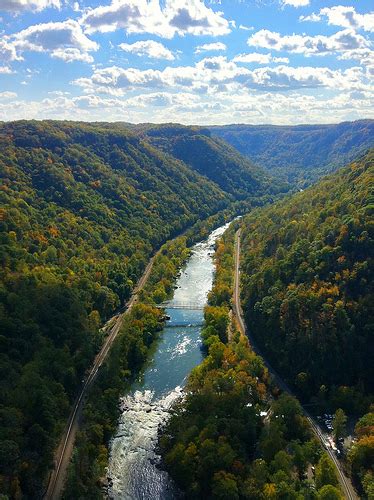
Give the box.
[107,222,230,500]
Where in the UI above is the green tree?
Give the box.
[315,454,339,489]
[317,484,343,500]
[270,450,292,475]
[211,471,239,500]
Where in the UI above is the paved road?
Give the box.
[44,255,156,500]
[233,229,358,500]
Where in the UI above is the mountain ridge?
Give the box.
[210,119,374,186]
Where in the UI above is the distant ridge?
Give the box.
[210,119,374,187]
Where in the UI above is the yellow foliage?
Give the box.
[264,482,277,498]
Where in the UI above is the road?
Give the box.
[233,229,358,500]
[44,255,156,500]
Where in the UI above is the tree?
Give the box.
[250,459,269,489]
[315,454,339,489]
[270,450,292,475]
[362,471,374,499]
[332,409,347,442]
[348,434,374,478]
[259,421,286,462]
[211,471,239,500]
[263,482,277,499]
[317,484,343,500]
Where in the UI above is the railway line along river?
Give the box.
[107,222,231,500]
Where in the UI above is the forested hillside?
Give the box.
[211,120,374,187]
[0,120,275,497]
[133,123,285,200]
[240,150,373,411]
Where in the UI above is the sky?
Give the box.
[0,0,373,125]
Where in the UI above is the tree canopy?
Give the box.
[240,150,373,408]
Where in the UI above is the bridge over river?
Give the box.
[156,301,205,310]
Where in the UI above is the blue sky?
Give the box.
[0,0,373,124]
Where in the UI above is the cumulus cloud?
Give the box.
[0,0,60,13]
[0,86,373,124]
[233,52,289,64]
[0,39,21,73]
[0,91,17,99]
[248,28,370,56]
[0,39,23,63]
[300,6,374,32]
[118,40,174,60]
[125,91,196,108]
[282,0,309,7]
[72,56,372,97]
[338,48,374,68]
[12,20,98,62]
[194,42,226,53]
[51,47,94,63]
[299,13,321,23]
[246,65,343,90]
[81,0,230,38]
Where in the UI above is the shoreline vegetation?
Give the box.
[158,225,345,499]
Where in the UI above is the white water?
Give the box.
[107,223,230,500]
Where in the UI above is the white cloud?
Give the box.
[299,13,321,23]
[194,42,226,53]
[301,6,374,33]
[12,20,98,62]
[234,52,271,64]
[166,0,230,36]
[48,90,71,96]
[239,24,254,31]
[233,52,289,64]
[51,47,94,63]
[118,40,174,60]
[0,91,17,99]
[0,0,60,13]
[0,66,13,73]
[0,39,22,63]
[73,1,81,12]
[73,56,373,97]
[338,48,374,68]
[273,56,289,63]
[246,65,349,91]
[248,28,370,56]
[282,0,309,7]
[81,0,230,38]
[321,6,374,32]
[1,86,372,125]
[125,91,196,108]
[14,20,98,52]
